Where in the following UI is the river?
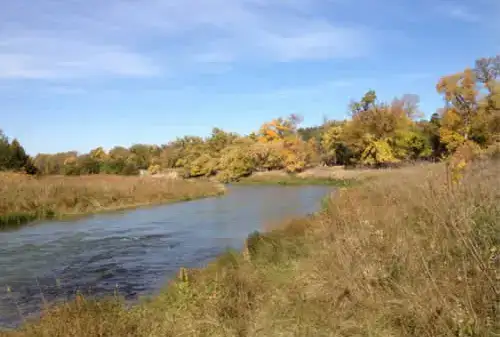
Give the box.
[0,185,331,328]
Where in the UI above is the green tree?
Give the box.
[0,130,10,170]
[77,155,100,175]
[349,89,377,116]
[418,113,447,160]
[129,144,156,170]
[8,138,30,171]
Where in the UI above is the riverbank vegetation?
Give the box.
[0,173,223,230]
[1,56,498,183]
[235,172,358,186]
[3,157,498,336]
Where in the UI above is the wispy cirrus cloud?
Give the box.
[434,1,480,22]
[0,0,376,81]
[0,35,160,79]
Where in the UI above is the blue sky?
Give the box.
[1,0,499,155]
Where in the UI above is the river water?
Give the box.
[0,185,330,328]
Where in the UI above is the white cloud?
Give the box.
[0,35,160,79]
[0,0,373,80]
[448,7,479,22]
[435,2,479,22]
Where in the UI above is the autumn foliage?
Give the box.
[1,55,498,181]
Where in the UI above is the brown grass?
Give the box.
[2,160,499,336]
[297,162,440,180]
[0,173,224,229]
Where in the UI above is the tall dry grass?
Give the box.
[0,173,224,229]
[2,161,498,336]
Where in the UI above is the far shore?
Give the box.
[0,163,440,230]
[0,173,225,230]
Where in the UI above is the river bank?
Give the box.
[0,184,331,329]
[3,160,497,336]
[0,165,369,230]
[232,163,434,186]
[0,173,224,230]
[235,175,356,186]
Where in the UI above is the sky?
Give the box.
[1,0,499,155]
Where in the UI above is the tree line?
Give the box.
[1,55,498,181]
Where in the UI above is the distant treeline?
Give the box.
[1,55,499,181]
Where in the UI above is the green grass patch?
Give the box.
[0,209,56,230]
[0,212,39,230]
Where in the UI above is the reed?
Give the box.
[2,161,498,336]
[0,173,224,230]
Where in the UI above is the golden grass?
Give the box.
[0,173,224,229]
[2,160,499,336]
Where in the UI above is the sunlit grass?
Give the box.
[0,173,224,230]
[2,160,498,336]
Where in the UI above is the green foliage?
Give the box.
[297,125,325,142]
[392,129,432,160]
[8,139,30,170]
[121,162,140,176]
[76,155,100,175]
[0,130,10,170]
[0,131,34,173]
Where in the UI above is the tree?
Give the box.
[217,144,256,182]
[391,128,432,161]
[320,124,344,165]
[100,146,130,174]
[207,128,238,154]
[0,130,10,170]
[129,144,156,170]
[474,55,500,143]
[63,156,80,175]
[391,94,423,120]
[361,138,399,167]
[77,155,100,175]
[474,56,499,92]
[436,56,500,152]
[257,115,302,143]
[418,113,447,159]
[8,138,30,171]
[340,91,431,166]
[90,147,107,162]
[349,89,377,116]
[437,68,478,143]
[34,151,78,175]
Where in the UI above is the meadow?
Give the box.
[2,159,498,337]
[0,173,224,229]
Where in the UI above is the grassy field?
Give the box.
[2,160,499,336]
[0,173,224,230]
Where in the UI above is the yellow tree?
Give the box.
[436,68,479,149]
[320,124,343,165]
[475,56,500,145]
[256,114,311,172]
[257,114,302,143]
[89,147,108,162]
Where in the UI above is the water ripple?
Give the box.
[0,185,330,328]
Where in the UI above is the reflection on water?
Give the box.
[0,185,330,328]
